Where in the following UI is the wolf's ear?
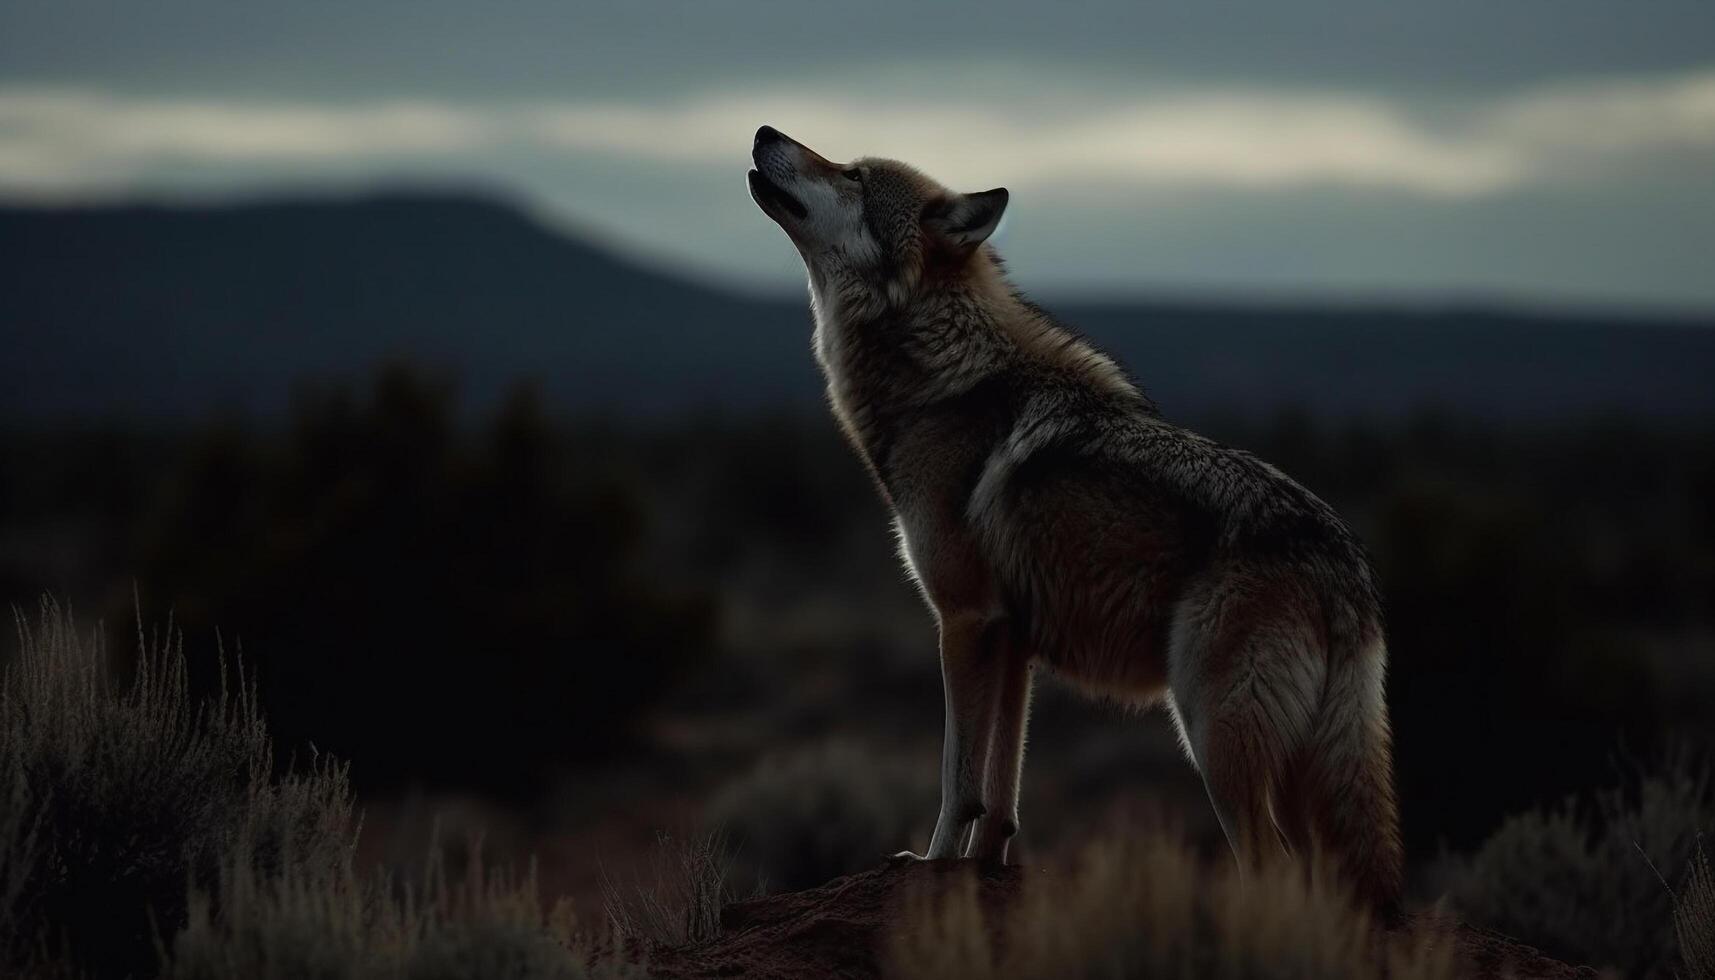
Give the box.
[924,188,1009,253]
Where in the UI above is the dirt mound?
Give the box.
[1417,917,1602,980]
[645,858,1595,980]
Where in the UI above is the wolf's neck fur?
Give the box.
[810,250,1142,479]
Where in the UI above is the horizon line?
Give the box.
[4,183,1714,325]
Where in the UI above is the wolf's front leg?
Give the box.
[968,649,1032,863]
[900,613,1008,861]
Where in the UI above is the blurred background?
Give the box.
[2,0,1712,911]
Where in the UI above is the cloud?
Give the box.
[1482,70,1715,154]
[0,91,484,176]
[1,67,1712,198]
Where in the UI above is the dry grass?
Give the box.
[889,832,1460,980]
[168,836,638,980]
[601,829,748,950]
[1675,839,1715,980]
[10,593,1706,979]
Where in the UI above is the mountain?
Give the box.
[4,193,1713,424]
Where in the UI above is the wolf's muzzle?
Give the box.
[749,125,810,221]
[753,125,785,154]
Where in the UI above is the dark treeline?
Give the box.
[2,363,1711,854]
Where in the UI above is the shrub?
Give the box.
[2,598,638,980]
[133,368,714,796]
[703,739,934,892]
[888,832,1458,980]
[1449,753,1714,978]
[601,830,747,950]
[0,597,356,977]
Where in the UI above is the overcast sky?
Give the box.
[4,1,1713,310]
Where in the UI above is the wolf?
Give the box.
[746,125,1403,910]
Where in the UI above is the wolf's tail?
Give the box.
[1295,634,1404,914]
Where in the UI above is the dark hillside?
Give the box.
[5,193,1713,424]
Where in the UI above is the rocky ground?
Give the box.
[645,859,1595,980]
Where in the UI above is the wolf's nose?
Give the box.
[754,125,782,150]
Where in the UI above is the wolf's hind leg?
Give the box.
[968,649,1033,862]
[906,612,1009,861]
[1172,622,1321,878]
[1196,712,1294,872]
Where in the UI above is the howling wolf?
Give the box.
[746,125,1403,910]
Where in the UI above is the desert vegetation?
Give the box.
[888,835,1461,980]
[3,367,1712,977]
[600,830,748,950]
[4,368,1709,839]
[0,599,631,979]
[1676,841,1715,980]
[3,597,1712,978]
[1445,754,1714,978]
[0,599,356,977]
[705,739,935,893]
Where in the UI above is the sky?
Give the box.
[3,1,1714,310]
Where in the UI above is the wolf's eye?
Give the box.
[841,168,862,183]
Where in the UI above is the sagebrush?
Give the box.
[0,598,355,976]
[1,598,635,980]
[704,738,933,893]
[1450,752,1714,979]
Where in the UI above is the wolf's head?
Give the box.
[747,125,1008,317]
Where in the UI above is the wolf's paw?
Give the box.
[890,850,930,862]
